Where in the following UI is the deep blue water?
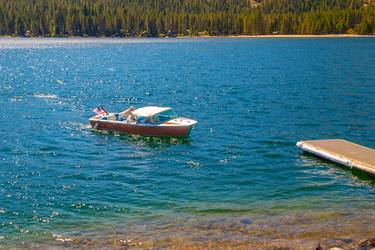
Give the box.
[0,38,375,247]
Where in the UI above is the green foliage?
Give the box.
[0,0,373,36]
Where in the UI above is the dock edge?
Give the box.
[296,141,375,176]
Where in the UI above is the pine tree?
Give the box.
[0,0,373,37]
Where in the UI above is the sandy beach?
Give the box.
[19,212,375,249]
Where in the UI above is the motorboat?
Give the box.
[89,106,197,137]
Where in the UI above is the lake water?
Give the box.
[0,37,375,248]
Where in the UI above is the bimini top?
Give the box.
[132,106,171,117]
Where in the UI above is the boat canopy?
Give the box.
[132,106,171,117]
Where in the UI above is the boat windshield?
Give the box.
[152,109,178,123]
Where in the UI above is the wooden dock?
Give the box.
[296,139,375,176]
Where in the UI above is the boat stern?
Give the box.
[89,114,102,128]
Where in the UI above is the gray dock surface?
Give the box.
[297,139,375,176]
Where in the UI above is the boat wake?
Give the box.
[90,128,191,146]
[33,93,58,99]
[80,124,93,130]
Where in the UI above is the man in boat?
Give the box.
[119,106,135,120]
[126,113,136,124]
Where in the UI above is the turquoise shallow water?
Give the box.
[0,37,375,247]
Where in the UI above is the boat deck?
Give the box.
[297,139,375,176]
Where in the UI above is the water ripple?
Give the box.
[0,37,375,247]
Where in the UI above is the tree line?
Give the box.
[0,0,374,37]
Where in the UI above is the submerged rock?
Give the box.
[239,218,252,225]
[315,238,355,250]
[358,238,375,250]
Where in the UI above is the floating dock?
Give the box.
[297,139,375,176]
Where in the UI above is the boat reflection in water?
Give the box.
[89,106,197,138]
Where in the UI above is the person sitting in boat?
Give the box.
[119,106,135,120]
[126,113,136,124]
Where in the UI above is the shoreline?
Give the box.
[216,34,375,38]
[9,211,375,249]
[0,34,374,39]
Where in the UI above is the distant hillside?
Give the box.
[0,0,373,37]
